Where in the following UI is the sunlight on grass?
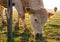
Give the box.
[0,9,60,42]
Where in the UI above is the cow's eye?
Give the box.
[34,19,37,22]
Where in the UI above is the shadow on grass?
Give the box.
[1,27,47,42]
[0,25,6,32]
[48,24,60,28]
[20,32,30,42]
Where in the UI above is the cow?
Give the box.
[54,7,57,12]
[0,0,48,41]
[12,0,48,40]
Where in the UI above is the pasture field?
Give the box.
[0,9,60,42]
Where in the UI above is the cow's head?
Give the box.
[29,8,48,34]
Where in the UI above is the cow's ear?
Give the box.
[48,12,51,18]
[26,8,31,14]
[27,8,31,11]
[48,12,54,18]
[27,8,35,14]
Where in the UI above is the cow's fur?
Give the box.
[12,0,48,35]
[0,0,48,36]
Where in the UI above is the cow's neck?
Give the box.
[29,0,44,10]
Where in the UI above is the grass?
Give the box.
[0,9,60,42]
[44,12,60,42]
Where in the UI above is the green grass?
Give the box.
[0,10,60,42]
[44,12,60,42]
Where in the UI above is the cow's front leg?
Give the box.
[14,15,20,30]
[13,0,30,31]
[13,0,24,31]
[21,15,29,32]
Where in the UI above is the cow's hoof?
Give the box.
[2,21,7,26]
[24,29,30,32]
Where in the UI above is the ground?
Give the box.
[0,9,60,42]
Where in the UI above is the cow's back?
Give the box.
[29,0,44,10]
[21,0,44,12]
[21,0,30,7]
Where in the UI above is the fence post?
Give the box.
[7,0,13,42]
